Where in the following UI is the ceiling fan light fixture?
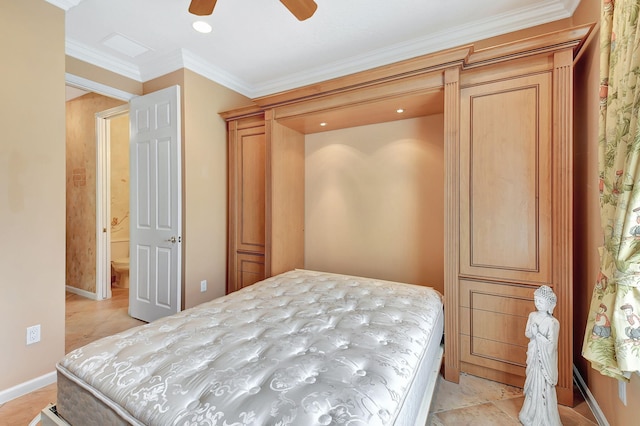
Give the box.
[192,21,212,34]
[280,0,317,21]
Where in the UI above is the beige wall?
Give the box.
[305,115,445,294]
[0,0,66,392]
[144,69,252,308]
[65,93,126,293]
[66,56,143,97]
[181,70,252,306]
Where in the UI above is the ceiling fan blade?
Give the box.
[280,0,317,21]
[188,0,217,16]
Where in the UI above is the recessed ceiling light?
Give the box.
[396,108,404,114]
[192,21,212,34]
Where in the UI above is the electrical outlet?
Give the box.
[618,380,627,406]
[200,280,207,292]
[26,325,41,345]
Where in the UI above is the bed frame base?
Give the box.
[40,404,69,426]
[415,345,444,426]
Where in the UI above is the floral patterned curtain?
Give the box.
[582,0,640,380]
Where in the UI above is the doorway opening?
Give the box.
[65,77,183,324]
[65,75,134,303]
[96,105,130,300]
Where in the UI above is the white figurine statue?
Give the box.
[519,285,562,426]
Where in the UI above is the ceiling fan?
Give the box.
[188,0,318,21]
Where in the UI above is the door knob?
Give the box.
[166,236,181,243]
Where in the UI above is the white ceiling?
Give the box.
[51,0,581,99]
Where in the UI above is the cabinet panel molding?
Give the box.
[460,73,552,284]
[236,252,265,290]
[237,128,266,253]
[460,280,533,374]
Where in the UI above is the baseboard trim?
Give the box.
[65,285,97,300]
[0,371,56,405]
[573,364,609,426]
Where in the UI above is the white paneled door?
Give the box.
[129,85,182,323]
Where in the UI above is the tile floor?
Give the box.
[427,372,598,425]
[0,288,599,425]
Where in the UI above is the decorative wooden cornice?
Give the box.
[220,23,595,122]
[464,23,594,69]
[219,104,263,122]
[252,46,471,109]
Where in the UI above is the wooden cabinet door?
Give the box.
[236,252,265,290]
[459,73,552,285]
[459,279,532,386]
[228,121,266,293]
[236,126,266,254]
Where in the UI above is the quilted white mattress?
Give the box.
[56,269,443,425]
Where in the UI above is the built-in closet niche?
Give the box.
[303,112,445,293]
[267,83,447,292]
[224,86,447,295]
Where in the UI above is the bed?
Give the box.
[45,269,444,425]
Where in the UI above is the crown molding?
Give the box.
[136,49,255,97]
[44,0,84,11]
[181,49,255,97]
[138,49,185,83]
[249,0,575,97]
[65,73,136,101]
[66,38,142,82]
[61,0,578,99]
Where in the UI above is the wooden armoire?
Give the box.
[221,24,594,406]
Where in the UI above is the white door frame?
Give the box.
[95,104,129,300]
[65,73,135,301]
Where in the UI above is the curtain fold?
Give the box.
[582,0,640,381]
